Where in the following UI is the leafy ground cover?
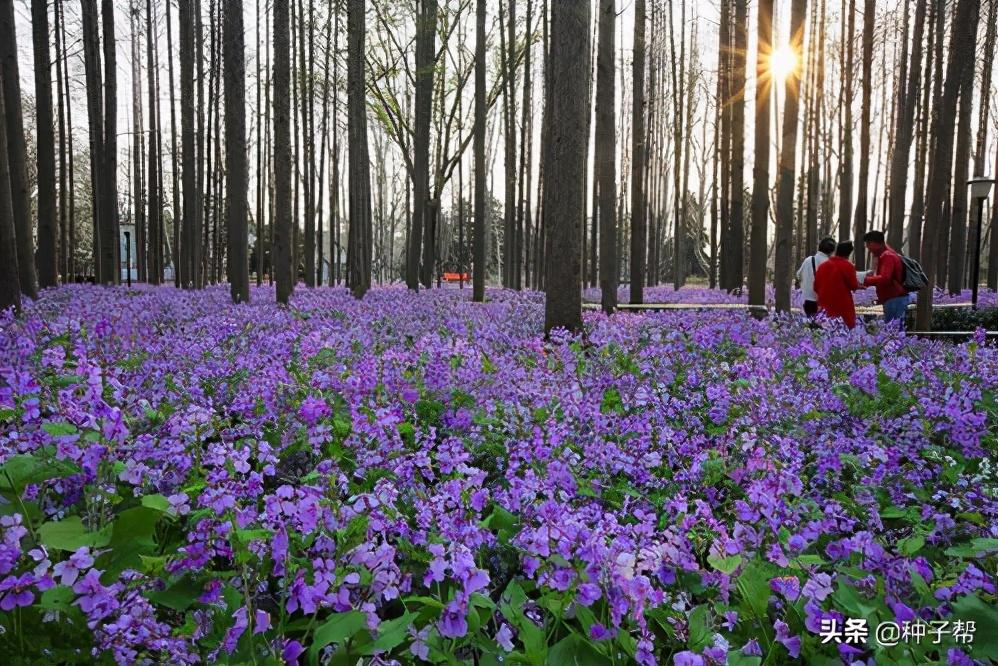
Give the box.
[0,285,996,665]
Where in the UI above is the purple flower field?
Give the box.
[1,285,996,665]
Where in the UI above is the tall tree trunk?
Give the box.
[748,0,772,308]
[916,0,980,330]
[274,0,293,303]
[0,63,19,312]
[81,0,105,284]
[726,0,746,293]
[473,0,486,302]
[131,1,146,283]
[301,0,315,287]
[408,0,435,290]
[57,0,69,280]
[165,0,181,287]
[596,0,617,314]
[543,0,590,336]
[717,0,731,290]
[180,0,198,288]
[2,0,38,297]
[330,9,340,286]
[60,0,76,279]
[32,0,58,288]
[101,0,118,284]
[852,0,873,271]
[630,0,646,304]
[838,0,855,241]
[500,0,517,288]
[887,0,926,250]
[224,0,249,302]
[146,0,161,284]
[908,0,936,261]
[946,52,975,294]
[774,0,807,312]
[346,0,372,297]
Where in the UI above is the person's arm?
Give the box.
[864,254,897,286]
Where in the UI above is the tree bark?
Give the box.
[838,0,855,241]
[81,0,105,283]
[473,0,486,302]
[596,0,617,314]
[916,0,980,330]
[0,62,20,313]
[726,0,746,293]
[945,51,975,294]
[179,0,199,288]
[2,0,38,297]
[409,0,435,289]
[629,0,646,304]
[347,0,372,297]
[748,0,772,308]
[774,0,807,313]
[224,0,250,302]
[852,0,873,271]
[56,0,69,280]
[101,0,118,283]
[543,0,590,336]
[274,0,293,302]
[32,0,58,288]
[146,0,161,284]
[887,0,926,250]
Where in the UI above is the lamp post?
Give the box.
[968,176,995,310]
[123,231,132,288]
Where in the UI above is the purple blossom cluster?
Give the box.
[0,284,995,664]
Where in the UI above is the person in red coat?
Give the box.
[814,241,861,329]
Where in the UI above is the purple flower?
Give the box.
[742,638,762,656]
[282,639,305,665]
[590,623,614,641]
[496,623,514,651]
[673,651,704,666]
[299,396,331,425]
[438,599,468,638]
[774,619,801,658]
[770,575,801,601]
[577,582,602,606]
[0,573,35,611]
[802,572,833,602]
[53,546,94,586]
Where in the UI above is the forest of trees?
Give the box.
[0,0,997,333]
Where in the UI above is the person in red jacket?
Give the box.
[814,241,861,329]
[862,230,909,329]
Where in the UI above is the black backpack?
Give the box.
[900,254,928,292]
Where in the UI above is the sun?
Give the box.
[769,45,797,82]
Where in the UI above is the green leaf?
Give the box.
[950,593,998,658]
[38,516,111,551]
[545,634,611,666]
[309,611,367,664]
[367,612,416,653]
[140,494,171,513]
[726,652,762,666]
[146,576,203,612]
[688,604,712,650]
[736,560,774,620]
[897,535,925,556]
[0,454,79,492]
[501,581,547,665]
[707,553,743,575]
[38,585,76,614]
[42,421,78,436]
[944,538,998,558]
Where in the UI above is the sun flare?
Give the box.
[770,45,797,81]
